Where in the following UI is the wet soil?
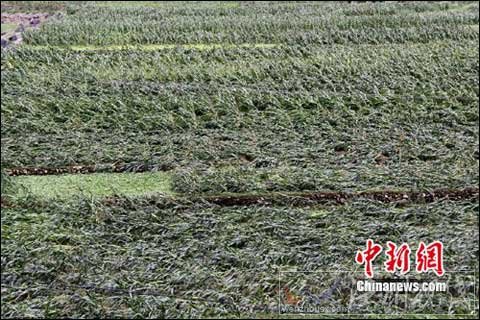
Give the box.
[203,187,480,206]
[6,163,172,176]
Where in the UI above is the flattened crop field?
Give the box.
[1,1,479,318]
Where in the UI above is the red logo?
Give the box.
[356,240,444,278]
[416,241,444,276]
[384,241,411,275]
[355,239,383,278]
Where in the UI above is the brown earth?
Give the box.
[203,187,480,206]
[5,163,173,176]
[1,13,51,47]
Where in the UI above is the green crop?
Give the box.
[1,1,478,318]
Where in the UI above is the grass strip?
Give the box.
[10,172,172,199]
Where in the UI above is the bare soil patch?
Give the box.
[1,13,51,47]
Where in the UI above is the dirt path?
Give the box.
[97,187,479,208]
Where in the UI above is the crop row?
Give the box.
[2,198,478,317]
[2,39,478,193]
[2,41,477,134]
[2,115,478,192]
[24,22,478,46]
[21,2,478,45]
[5,41,478,92]
[1,2,478,196]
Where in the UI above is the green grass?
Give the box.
[12,172,172,199]
[94,1,241,8]
[94,1,164,7]
[92,1,241,8]
[24,43,278,51]
[1,23,17,33]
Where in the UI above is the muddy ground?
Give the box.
[1,13,50,47]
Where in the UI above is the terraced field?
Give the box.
[1,1,479,318]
